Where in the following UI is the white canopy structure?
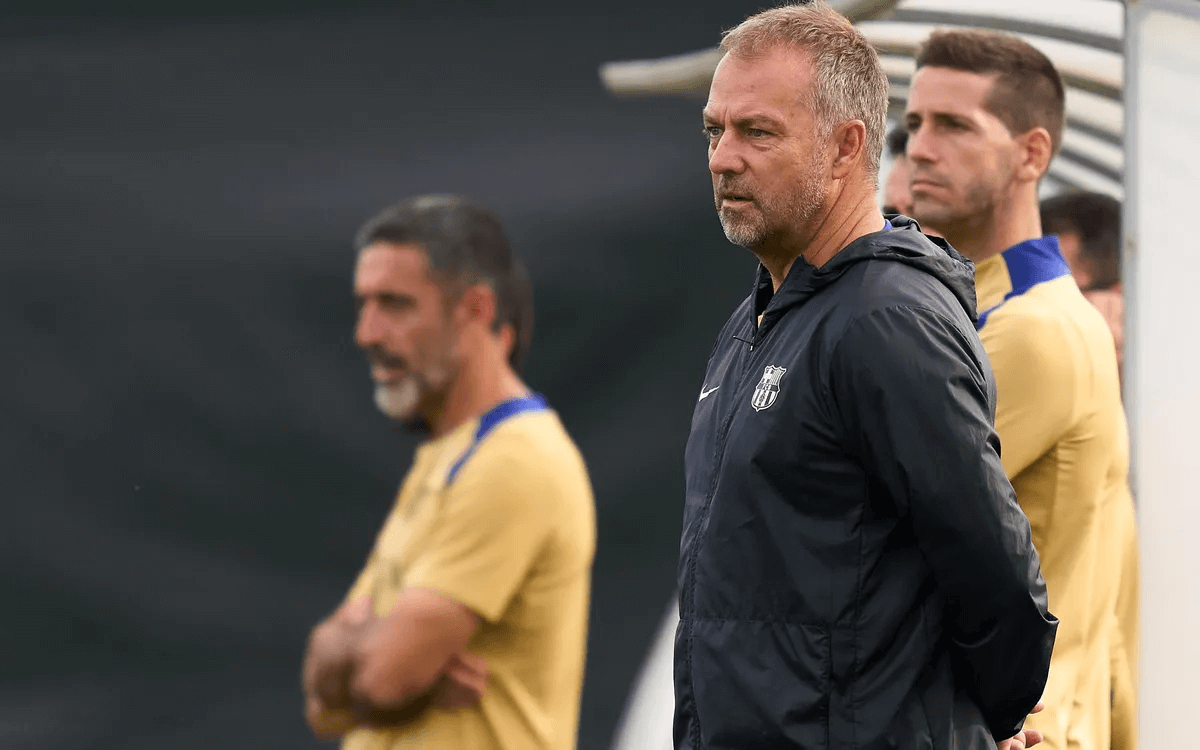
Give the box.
[599,0,1125,198]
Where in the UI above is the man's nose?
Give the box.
[905,123,935,164]
[708,133,746,175]
[354,302,383,350]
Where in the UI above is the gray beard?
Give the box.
[714,160,828,251]
[717,183,826,250]
[718,206,767,248]
[374,379,421,422]
[372,360,452,432]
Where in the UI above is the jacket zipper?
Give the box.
[682,332,757,747]
[685,324,761,600]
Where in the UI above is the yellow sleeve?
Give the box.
[404,433,557,623]
[1110,487,1141,750]
[1110,611,1137,750]
[980,310,1077,479]
[307,568,376,740]
[343,562,375,604]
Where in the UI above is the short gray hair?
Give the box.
[720,1,889,176]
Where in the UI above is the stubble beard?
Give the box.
[716,157,828,250]
[911,163,1009,243]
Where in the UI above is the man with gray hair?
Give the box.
[677,4,1056,749]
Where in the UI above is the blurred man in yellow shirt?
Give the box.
[1041,190,1139,750]
[907,30,1136,750]
[882,124,916,217]
[1041,191,1127,381]
[301,195,596,749]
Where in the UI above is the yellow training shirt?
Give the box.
[975,236,1135,750]
[1106,471,1139,750]
[340,398,596,750]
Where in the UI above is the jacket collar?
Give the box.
[748,217,977,337]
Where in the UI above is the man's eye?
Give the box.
[747,128,769,137]
[703,126,722,139]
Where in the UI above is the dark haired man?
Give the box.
[301,195,596,750]
[1041,191,1122,292]
[1040,191,1138,750]
[1041,192,1126,376]
[907,30,1134,750]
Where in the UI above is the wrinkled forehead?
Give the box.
[705,47,817,120]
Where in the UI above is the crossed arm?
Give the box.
[303,437,561,739]
[301,587,487,739]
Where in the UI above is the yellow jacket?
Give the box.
[975,236,1135,750]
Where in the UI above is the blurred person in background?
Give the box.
[678,4,1055,749]
[1039,190,1138,750]
[883,123,942,239]
[1041,191,1126,378]
[906,29,1135,750]
[882,123,914,216]
[301,196,596,750]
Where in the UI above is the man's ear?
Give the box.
[831,119,867,180]
[456,283,498,329]
[1016,126,1053,183]
[497,321,517,364]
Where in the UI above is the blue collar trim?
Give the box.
[445,394,549,485]
[976,235,1071,329]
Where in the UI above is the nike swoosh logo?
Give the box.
[698,386,719,401]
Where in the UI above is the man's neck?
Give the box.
[941,188,1043,265]
[757,185,885,291]
[427,353,528,439]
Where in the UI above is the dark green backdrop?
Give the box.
[0,2,763,747]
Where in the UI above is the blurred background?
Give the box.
[0,1,764,747]
[1,0,1196,748]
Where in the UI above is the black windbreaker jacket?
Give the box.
[674,218,1058,750]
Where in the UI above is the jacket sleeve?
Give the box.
[827,304,1058,742]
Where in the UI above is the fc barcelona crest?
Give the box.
[751,365,787,411]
